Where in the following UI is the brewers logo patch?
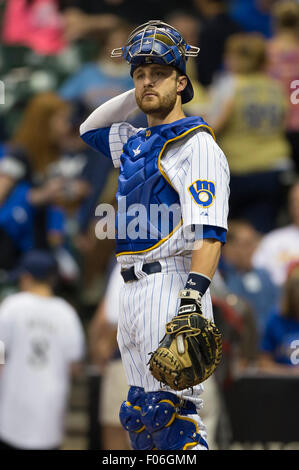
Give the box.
[188,180,216,207]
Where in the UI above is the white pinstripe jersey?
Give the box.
[109,122,230,269]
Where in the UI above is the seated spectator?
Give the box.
[0,145,65,271]
[208,33,292,233]
[259,273,299,375]
[7,92,72,219]
[0,144,32,205]
[0,181,34,270]
[0,250,85,450]
[11,92,71,185]
[2,0,66,55]
[267,1,299,173]
[211,269,259,369]
[253,179,299,287]
[5,92,96,281]
[220,220,278,337]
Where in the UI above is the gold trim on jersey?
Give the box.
[116,124,215,257]
[176,415,201,450]
[116,218,183,257]
[157,124,215,188]
[125,401,145,433]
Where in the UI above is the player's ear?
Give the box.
[177,75,187,94]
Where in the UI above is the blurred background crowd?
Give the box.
[0,0,299,451]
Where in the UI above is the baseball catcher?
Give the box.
[80,19,229,451]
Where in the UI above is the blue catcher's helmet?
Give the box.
[111,20,200,104]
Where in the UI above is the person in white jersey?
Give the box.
[80,20,230,450]
[0,250,85,450]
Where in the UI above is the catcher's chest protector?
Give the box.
[116,116,211,255]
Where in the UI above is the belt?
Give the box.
[121,261,162,283]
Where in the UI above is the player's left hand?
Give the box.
[148,289,222,390]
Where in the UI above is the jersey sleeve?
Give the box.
[162,131,230,240]
[81,122,139,168]
[108,122,140,168]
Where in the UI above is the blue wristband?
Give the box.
[185,272,211,296]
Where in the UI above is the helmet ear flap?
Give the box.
[176,74,191,104]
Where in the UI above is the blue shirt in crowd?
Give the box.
[0,144,65,252]
[261,310,299,365]
[219,258,279,336]
[59,63,133,109]
[229,0,273,38]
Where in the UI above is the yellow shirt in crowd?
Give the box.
[217,73,291,174]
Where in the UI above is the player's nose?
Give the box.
[142,74,154,87]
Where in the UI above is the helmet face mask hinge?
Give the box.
[111,47,124,58]
[111,20,200,104]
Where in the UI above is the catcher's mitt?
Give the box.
[149,289,222,391]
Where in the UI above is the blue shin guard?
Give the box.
[141,391,208,450]
[119,386,154,450]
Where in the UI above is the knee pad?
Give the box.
[119,386,154,450]
[141,391,208,451]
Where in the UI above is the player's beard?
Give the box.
[136,86,177,119]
